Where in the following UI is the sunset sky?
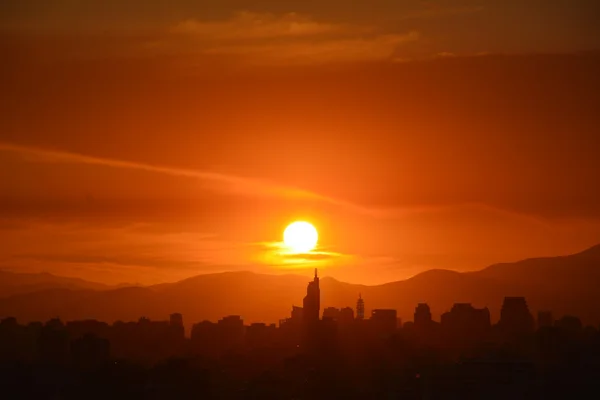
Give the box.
[1,1,600,285]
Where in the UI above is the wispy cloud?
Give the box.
[0,8,422,67]
[0,142,564,224]
[403,3,485,20]
[0,141,397,218]
[171,11,345,40]
[255,240,351,271]
[436,51,457,58]
[159,11,419,66]
[202,32,420,66]
[0,141,320,199]
[0,219,249,284]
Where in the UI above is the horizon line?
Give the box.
[1,241,597,288]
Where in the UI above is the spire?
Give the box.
[314,268,318,279]
[359,293,362,299]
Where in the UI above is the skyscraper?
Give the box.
[323,307,341,321]
[441,303,491,344]
[356,293,365,320]
[537,311,553,329]
[169,313,185,341]
[339,307,355,326]
[303,269,320,324]
[499,297,534,336]
[370,309,398,337]
[414,303,432,327]
[302,269,321,351]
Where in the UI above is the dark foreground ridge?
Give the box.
[1,269,600,399]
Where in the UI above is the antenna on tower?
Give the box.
[314,268,318,279]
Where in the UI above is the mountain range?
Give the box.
[1,244,599,329]
[0,270,137,297]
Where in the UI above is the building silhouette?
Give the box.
[280,306,304,328]
[278,305,304,348]
[323,307,341,321]
[246,322,277,349]
[370,309,398,337]
[302,269,321,351]
[1,285,599,399]
[66,320,110,340]
[303,269,320,324]
[291,306,304,322]
[356,293,365,320]
[191,320,219,357]
[39,318,69,364]
[537,311,553,329]
[169,312,185,342]
[414,303,432,327]
[441,303,491,349]
[499,297,535,337]
[555,315,583,336]
[339,307,355,327]
[70,333,110,368]
[218,315,245,351]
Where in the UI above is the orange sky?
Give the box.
[1,1,600,285]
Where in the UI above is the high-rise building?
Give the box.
[356,294,365,320]
[303,269,320,324]
[246,323,277,349]
[170,313,183,327]
[323,307,341,321]
[555,315,582,334]
[441,303,491,343]
[537,311,553,329]
[339,307,355,326]
[39,318,69,364]
[414,303,432,327]
[191,321,219,357]
[370,309,398,337]
[291,306,304,322]
[302,269,321,351]
[499,297,534,336]
[169,313,185,340]
[218,315,245,350]
[70,334,110,368]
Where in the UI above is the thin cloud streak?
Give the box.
[398,5,485,21]
[160,12,419,66]
[0,142,564,224]
[171,12,345,40]
[0,141,378,216]
[202,32,419,66]
[0,141,315,195]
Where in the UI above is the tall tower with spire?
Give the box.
[303,269,320,323]
[356,293,365,320]
[301,269,321,351]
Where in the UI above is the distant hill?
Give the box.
[0,245,599,327]
[0,270,123,298]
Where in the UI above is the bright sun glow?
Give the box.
[283,221,318,253]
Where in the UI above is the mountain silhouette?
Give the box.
[0,270,127,298]
[0,245,599,327]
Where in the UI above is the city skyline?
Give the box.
[1,243,600,328]
[2,258,599,398]
[0,269,578,338]
[0,270,587,372]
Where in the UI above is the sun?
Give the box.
[283,221,318,253]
